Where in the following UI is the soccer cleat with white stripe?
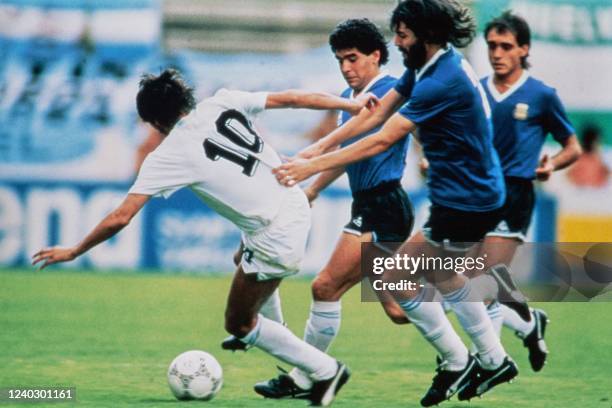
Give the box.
[309,362,350,407]
[457,356,518,401]
[420,355,476,407]
[519,308,549,372]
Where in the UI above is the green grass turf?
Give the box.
[1,269,611,407]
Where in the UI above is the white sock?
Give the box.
[260,288,284,323]
[487,301,504,337]
[469,301,504,354]
[500,304,535,337]
[240,315,337,381]
[398,291,469,371]
[290,300,341,389]
[469,274,499,302]
[443,282,506,370]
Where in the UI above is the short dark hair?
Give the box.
[136,68,196,134]
[329,18,389,65]
[390,0,476,48]
[484,11,531,69]
[580,124,602,153]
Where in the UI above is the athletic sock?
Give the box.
[443,281,506,370]
[290,300,341,389]
[398,291,469,371]
[259,288,284,323]
[500,303,535,337]
[487,301,504,337]
[469,301,504,354]
[240,315,337,381]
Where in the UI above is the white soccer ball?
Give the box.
[167,350,223,401]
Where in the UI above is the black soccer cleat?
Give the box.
[254,367,311,400]
[221,335,250,351]
[309,362,350,407]
[457,356,518,401]
[420,355,476,407]
[519,308,549,372]
[489,264,532,322]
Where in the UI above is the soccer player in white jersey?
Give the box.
[31,69,378,406]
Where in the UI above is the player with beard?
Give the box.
[274,1,518,405]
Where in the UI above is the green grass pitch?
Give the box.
[1,269,611,407]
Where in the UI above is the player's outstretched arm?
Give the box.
[535,135,582,181]
[265,90,378,116]
[274,113,415,186]
[32,194,150,270]
[298,89,406,159]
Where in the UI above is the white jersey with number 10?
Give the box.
[129,89,301,233]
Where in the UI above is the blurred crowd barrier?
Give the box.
[0,0,610,275]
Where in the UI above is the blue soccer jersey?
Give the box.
[339,74,410,192]
[395,47,505,212]
[481,72,575,179]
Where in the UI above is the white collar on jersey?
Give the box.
[415,45,451,82]
[350,71,389,99]
[486,70,530,102]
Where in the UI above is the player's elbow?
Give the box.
[110,210,133,229]
[570,140,583,161]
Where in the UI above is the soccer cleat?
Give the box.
[420,355,476,407]
[519,308,549,372]
[221,335,250,351]
[457,356,519,401]
[254,367,311,400]
[489,264,532,321]
[309,362,350,407]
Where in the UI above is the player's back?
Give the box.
[131,89,301,233]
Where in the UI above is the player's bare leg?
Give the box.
[223,242,284,351]
[225,266,349,406]
[255,231,406,397]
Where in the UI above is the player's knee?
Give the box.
[385,308,410,325]
[224,311,257,338]
[311,275,339,301]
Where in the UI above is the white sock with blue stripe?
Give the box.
[240,315,337,381]
[398,291,469,371]
[290,301,341,389]
[443,281,506,370]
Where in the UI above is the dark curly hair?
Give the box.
[136,68,196,134]
[484,11,531,69]
[329,18,389,66]
[390,0,476,48]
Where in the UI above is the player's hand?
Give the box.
[303,186,319,206]
[32,247,78,270]
[535,154,554,181]
[273,158,318,187]
[350,92,380,115]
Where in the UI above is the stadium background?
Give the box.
[1,0,611,275]
[1,1,612,407]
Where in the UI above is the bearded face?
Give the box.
[393,22,428,70]
[399,38,427,69]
